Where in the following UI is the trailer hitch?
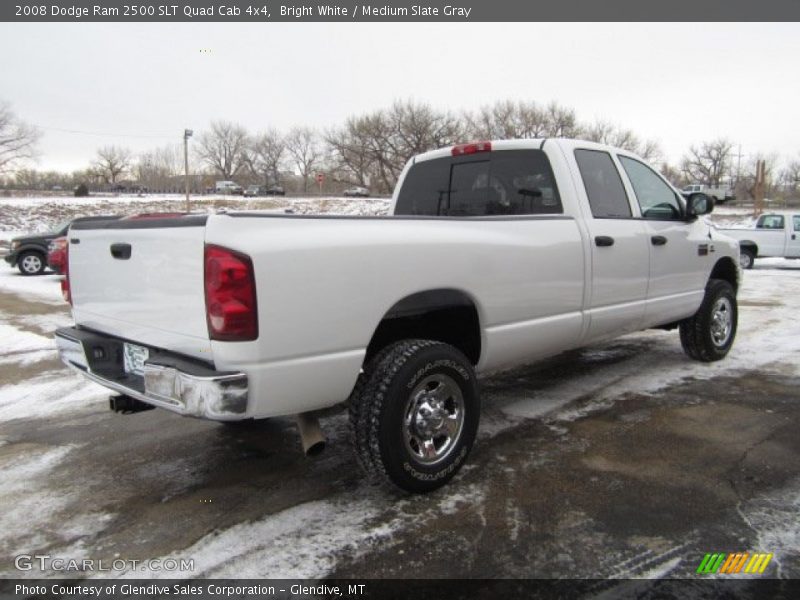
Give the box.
[109,394,155,414]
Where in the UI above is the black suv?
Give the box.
[5,216,118,275]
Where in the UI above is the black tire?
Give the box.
[17,250,46,276]
[349,339,479,493]
[679,279,738,362]
[739,248,755,270]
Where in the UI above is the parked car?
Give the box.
[715,212,800,268]
[243,185,261,197]
[215,181,243,195]
[682,183,735,204]
[343,186,370,197]
[55,139,740,493]
[5,216,118,276]
[264,185,285,196]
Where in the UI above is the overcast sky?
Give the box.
[1,22,799,172]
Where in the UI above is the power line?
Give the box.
[34,124,176,140]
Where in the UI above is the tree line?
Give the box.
[1,98,799,201]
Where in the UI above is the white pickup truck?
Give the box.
[55,139,741,493]
[716,212,800,269]
[682,183,735,204]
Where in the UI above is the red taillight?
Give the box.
[61,240,71,305]
[451,141,492,156]
[204,244,258,341]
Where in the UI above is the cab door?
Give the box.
[787,215,800,258]
[616,155,710,327]
[572,149,650,342]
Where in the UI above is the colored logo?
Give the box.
[696,552,773,575]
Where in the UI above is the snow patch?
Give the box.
[121,494,397,579]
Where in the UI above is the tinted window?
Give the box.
[619,156,683,220]
[394,150,562,216]
[574,150,631,218]
[794,215,800,232]
[448,161,491,216]
[756,215,785,229]
[393,158,450,216]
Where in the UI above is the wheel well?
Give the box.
[365,289,481,365]
[710,256,739,291]
[739,241,758,256]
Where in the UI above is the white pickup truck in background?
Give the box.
[716,212,800,269]
[55,139,741,493]
[682,183,735,204]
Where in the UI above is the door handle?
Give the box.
[595,236,615,247]
[651,235,668,246]
[110,243,132,260]
[793,234,797,240]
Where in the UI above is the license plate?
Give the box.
[123,342,149,376]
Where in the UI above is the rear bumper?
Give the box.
[55,327,249,420]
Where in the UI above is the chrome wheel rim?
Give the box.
[21,254,42,273]
[738,253,752,269]
[710,297,733,347]
[403,373,464,466]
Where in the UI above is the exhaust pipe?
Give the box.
[295,413,325,456]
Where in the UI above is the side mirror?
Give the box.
[686,192,714,219]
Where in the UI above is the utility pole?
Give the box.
[183,129,193,212]
[753,159,766,217]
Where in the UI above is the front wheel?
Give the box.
[349,340,480,493]
[679,279,738,362]
[18,251,46,275]
[739,248,755,270]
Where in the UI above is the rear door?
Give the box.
[572,148,650,342]
[68,216,212,360]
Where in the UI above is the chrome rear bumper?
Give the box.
[55,327,248,420]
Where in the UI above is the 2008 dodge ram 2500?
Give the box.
[55,139,741,493]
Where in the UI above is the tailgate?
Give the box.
[68,216,212,360]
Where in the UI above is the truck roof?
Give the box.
[410,138,640,165]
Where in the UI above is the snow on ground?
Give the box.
[0,444,79,556]
[125,493,398,579]
[0,194,391,243]
[0,271,66,305]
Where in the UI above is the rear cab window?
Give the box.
[394,149,563,216]
[573,149,631,219]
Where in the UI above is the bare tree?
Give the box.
[92,145,132,184]
[660,163,688,188]
[778,159,800,199]
[136,144,182,190]
[325,119,374,187]
[195,120,249,180]
[0,102,41,174]
[582,119,663,163]
[285,127,321,193]
[248,129,286,187]
[680,139,733,186]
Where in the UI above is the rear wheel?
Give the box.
[680,279,738,362]
[349,339,479,493]
[739,248,755,270]
[18,251,45,275]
